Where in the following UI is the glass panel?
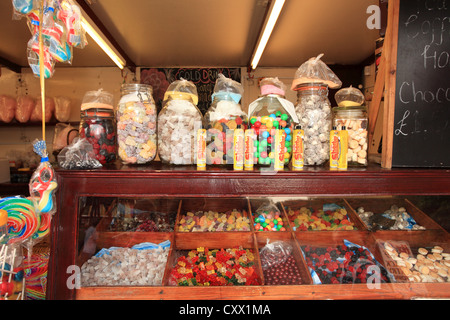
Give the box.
[76,195,450,289]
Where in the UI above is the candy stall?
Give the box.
[0,0,449,301]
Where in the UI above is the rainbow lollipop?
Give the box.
[0,197,39,245]
[33,212,51,240]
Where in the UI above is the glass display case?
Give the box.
[47,163,450,300]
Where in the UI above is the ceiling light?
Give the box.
[250,0,285,70]
[81,16,125,69]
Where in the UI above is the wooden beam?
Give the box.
[0,56,22,74]
[381,0,400,169]
[368,53,385,149]
[75,0,136,73]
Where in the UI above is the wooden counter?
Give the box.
[47,162,450,300]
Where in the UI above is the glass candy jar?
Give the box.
[333,106,368,166]
[294,83,332,166]
[203,74,247,165]
[158,80,203,165]
[248,78,297,167]
[79,90,117,165]
[116,84,157,164]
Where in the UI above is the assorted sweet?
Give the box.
[291,54,342,166]
[117,84,157,164]
[109,211,175,232]
[158,79,203,165]
[169,246,260,286]
[81,242,170,286]
[260,241,302,285]
[333,116,368,166]
[204,73,248,165]
[253,203,286,231]
[177,210,250,232]
[302,240,392,284]
[79,89,117,165]
[287,204,355,231]
[248,113,294,166]
[356,205,426,231]
[0,263,25,300]
[294,84,332,166]
[382,242,450,283]
[248,78,298,167]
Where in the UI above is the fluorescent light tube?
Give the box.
[250,0,285,70]
[81,17,125,69]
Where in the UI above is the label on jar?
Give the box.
[292,129,304,170]
[330,130,339,169]
[244,129,255,171]
[233,128,244,170]
[338,129,348,170]
[274,129,285,171]
[196,129,206,170]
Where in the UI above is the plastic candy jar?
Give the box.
[116,83,157,164]
[158,79,203,165]
[203,74,248,165]
[291,54,342,166]
[248,77,298,167]
[294,83,332,166]
[79,89,117,165]
[332,86,368,166]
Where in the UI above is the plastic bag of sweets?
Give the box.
[203,73,248,165]
[15,95,36,123]
[158,79,203,165]
[248,78,298,167]
[0,95,17,123]
[253,200,286,232]
[79,89,117,165]
[117,84,157,164]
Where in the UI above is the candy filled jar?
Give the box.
[158,79,203,165]
[248,78,298,167]
[203,74,248,165]
[333,106,368,166]
[294,83,332,166]
[116,83,157,164]
[79,89,117,165]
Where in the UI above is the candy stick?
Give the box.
[38,1,46,143]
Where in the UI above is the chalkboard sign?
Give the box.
[392,0,450,167]
[140,67,241,114]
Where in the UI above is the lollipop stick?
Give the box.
[38,0,46,144]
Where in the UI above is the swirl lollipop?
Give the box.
[33,212,51,240]
[30,140,58,215]
[0,197,39,245]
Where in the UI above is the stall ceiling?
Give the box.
[0,0,380,71]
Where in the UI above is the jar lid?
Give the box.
[120,83,153,93]
[81,108,114,117]
[332,105,367,116]
[291,54,342,90]
[81,89,114,110]
[335,86,365,107]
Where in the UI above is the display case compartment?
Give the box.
[344,197,445,232]
[294,231,391,284]
[249,198,291,232]
[282,198,366,231]
[174,197,253,249]
[372,231,450,284]
[255,232,313,285]
[165,231,263,286]
[77,231,174,289]
[94,198,180,250]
